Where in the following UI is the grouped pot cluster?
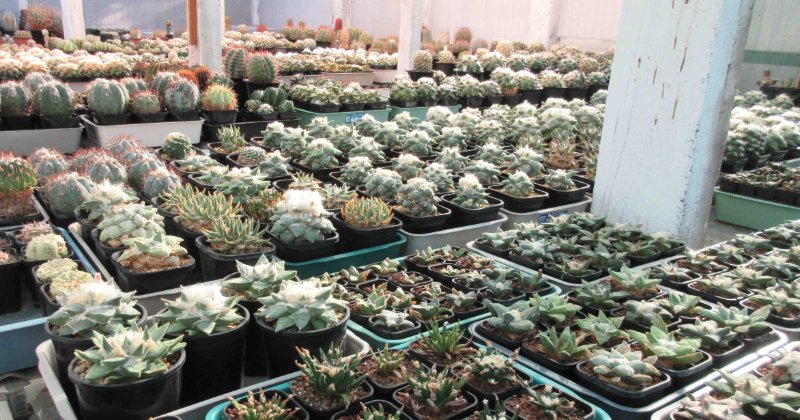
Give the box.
[0,73,80,130]
[721,90,800,173]
[289,77,385,112]
[474,212,685,283]
[671,348,800,419]
[654,222,800,328]
[719,162,800,206]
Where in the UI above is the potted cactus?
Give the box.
[441,174,503,226]
[294,138,343,180]
[393,364,477,420]
[34,80,79,128]
[86,79,130,125]
[407,50,434,80]
[224,388,308,420]
[68,324,186,420]
[268,190,339,262]
[490,171,549,212]
[389,77,419,108]
[392,177,451,232]
[576,343,670,402]
[203,84,239,124]
[154,284,249,404]
[0,153,42,226]
[244,53,279,94]
[332,197,403,248]
[111,231,195,293]
[536,169,589,203]
[0,81,34,129]
[195,215,274,281]
[254,279,350,377]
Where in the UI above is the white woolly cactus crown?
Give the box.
[279,189,329,218]
[458,173,483,190]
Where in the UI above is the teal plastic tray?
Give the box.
[282,233,406,278]
[347,312,490,349]
[714,188,800,230]
[296,107,391,127]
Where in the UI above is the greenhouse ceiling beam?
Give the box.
[397,0,423,72]
[60,0,85,39]
[592,0,754,247]
[187,0,224,71]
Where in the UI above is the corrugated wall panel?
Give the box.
[257,0,333,33]
[556,0,621,51]
[352,0,400,38]
[427,0,531,44]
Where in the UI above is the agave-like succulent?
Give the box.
[156,284,244,336]
[629,316,704,368]
[256,280,346,332]
[221,255,297,300]
[587,344,662,389]
[485,300,539,338]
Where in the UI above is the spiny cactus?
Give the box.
[245,53,278,84]
[394,177,440,217]
[33,80,75,118]
[42,171,94,214]
[203,84,238,111]
[165,79,200,114]
[86,79,129,116]
[364,168,403,200]
[412,50,433,72]
[129,90,162,115]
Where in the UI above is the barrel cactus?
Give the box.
[33,80,75,118]
[245,53,278,83]
[151,71,181,98]
[208,72,234,88]
[202,84,237,111]
[86,79,129,116]
[165,79,200,113]
[223,48,248,79]
[130,90,162,115]
[128,156,167,189]
[22,72,54,92]
[31,149,69,180]
[86,155,127,184]
[160,132,194,160]
[42,172,94,214]
[143,169,182,200]
[413,50,433,72]
[0,153,37,218]
[121,77,149,96]
[395,177,440,217]
[0,81,32,117]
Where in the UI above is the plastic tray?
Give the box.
[650,341,800,420]
[0,227,100,374]
[400,213,507,256]
[296,107,390,127]
[387,104,461,121]
[38,330,370,420]
[279,233,406,278]
[469,322,788,420]
[320,71,375,87]
[82,115,204,147]
[500,196,592,230]
[0,126,82,156]
[373,69,398,84]
[714,188,800,230]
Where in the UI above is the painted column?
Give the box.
[397,0,423,71]
[187,0,225,71]
[59,0,85,39]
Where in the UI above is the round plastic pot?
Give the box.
[535,179,591,204]
[165,305,249,404]
[520,343,582,376]
[172,216,202,261]
[518,89,542,105]
[202,109,238,124]
[0,249,23,315]
[331,213,402,250]
[489,186,548,212]
[268,231,339,262]
[237,297,268,376]
[739,326,779,349]
[707,339,745,368]
[195,236,275,282]
[565,87,588,101]
[657,351,712,387]
[134,111,168,123]
[151,197,178,236]
[290,159,342,182]
[40,115,80,129]
[390,99,419,108]
[440,194,503,226]
[541,87,566,101]
[255,308,350,377]
[576,361,671,406]
[68,349,185,420]
[365,101,388,110]
[111,251,195,293]
[296,381,373,420]
[393,204,452,233]
[476,320,523,349]
[340,103,365,111]
[393,386,477,420]
[333,399,410,420]
[4,115,35,130]
[90,228,123,267]
[92,113,130,126]
[406,70,433,81]
[367,315,422,340]
[170,110,200,121]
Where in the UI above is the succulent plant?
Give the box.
[608,266,660,298]
[400,130,435,157]
[86,79,129,116]
[390,77,418,102]
[339,156,373,186]
[412,50,433,72]
[24,233,68,261]
[701,304,772,337]
[48,283,140,337]
[175,190,240,233]
[449,174,490,210]
[420,162,454,194]
[300,138,341,170]
[257,279,345,331]
[222,256,297,300]
[159,132,194,160]
[116,231,189,272]
[33,80,76,118]
[629,317,704,368]
[203,84,238,112]
[464,160,502,185]
[42,172,94,215]
[587,344,661,389]
[203,216,270,255]
[753,254,799,279]
[573,280,627,310]
[392,154,424,181]
[350,136,387,163]
[533,293,582,325]
[226,388,299,420]
[485,300,539,338]
[292,344,367,407]
[393,177,440,217]
[341,197,394,229]
[156,284,244,336]
[49,270,98,299]
[750,288,800,318]
[624,300,673,327]
[256,151,291,178]
[269,190,334,245]
[127,156,167,189]
[35,258,79,284]
[246,53,278,83]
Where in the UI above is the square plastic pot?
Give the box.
[331,213,403,250]
[576,361,671,406]
[195,236,275,282]
[111,251,195,293]
[440,194,504,226]
[535,179,591,204]
[0,249,23,315]
[81,115,202,148]
[269,231,340,263]
[0,125,82,156]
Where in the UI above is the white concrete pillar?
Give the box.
[59,0,85,39]
[527,0,559,48]
[397,0,423,71]
[332,0,351,27]
[188,0,225,71]
[251,0,260,26]
[592,0,755,247]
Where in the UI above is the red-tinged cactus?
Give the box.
[0,152,36,219]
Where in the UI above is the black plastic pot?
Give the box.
[565,87,588,101]
[89,227,123,267]
[543,262,604,284]
[406,70,434,81]
[745,153,770,170]
[0,196,48,227]
[195,236,275,282]
[231,78,248,108]
[39,283,60,317]
[756,186,777,201]
[775,189,796,205]
[458,97,484,108]
[111,251,195,293]
[40,115,80,129]
[290,159,343,182]
[657,351,712,386]
[471,239,511,260]
[134,111,168,123]
[365,101,388,110]
[333,399,410,420]
[739,327,779,349]
[519,89,542,105]
[187,173,216,192]
[576,361,670,406]
[172,216,203,261]
[255,308,350,377]
[505,384,596,420]
[433,62,456,75]
[475,320,523,349]
[73,209,97,241]
[367,315,422,339]
[535,179,591,204]
[483,96,503,106]
[236,297,267,376]
[92,113,130,126]
[462,367,526,404]
[331,213,403,250]
[3,115,35,130]
[269,231,339,262]
[438,97,458,106]
[170,110,200,121]
[686,282,749,306]
[296,381,373,420]
[452,304,487,320]
[392,204,452,233]
[521,343,582,375]
[393,386,477,420]
[0,249,22,315]
[151,197,178,236]
[307,103,341,113]
[340,103,365,112]
[69,349,185,420]
[479,289,526,306]
[503,94,523,106]
[166,305,249,404]
[389,99,419,108]
[245,80,279,98]
[440,194,503,226]
[202,109,238,124]
[541,87,566,101]
[706,339,745,368]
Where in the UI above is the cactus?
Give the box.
[236,146,268,167]
[341,197,394,229]
[160,132,193,160]
[451,174,490,209]
[412,50,433,72]
[394,177,440,217]
[127,155,166,189]
[300,138,341,170]
[97,203,165,248]
[120,78,149,96]
[24,233,69,261]
[142,169,181,200]
[0,58,24,80]
[350,136,387,163]
[203,215,270,255]
[31,150,69,180]
[116,231,189,271]
[0,81,32,117]
[208,72,234,89]
[257,279,346,331]
[129,90,162,115]
[392,153,424,181]
[84,155,126,184]
[35,258,78,284]
[464,160,502,185]
[151,71,181,98]
[42,172,94,214]
[165,79,200,113]
[33,80,75,118]
[269,190,335,245]
[215,125,247,154]
[246,53,278,83]
[50,270,97,299]
[400,129,434,157]
[421,162,454,194]
[86,79,129,116]
[203,84,237,111]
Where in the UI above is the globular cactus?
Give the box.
[202,84,237,111]
[143,169,182,200]
[107,135,144,161]
[494,40,514,57]
[364,168,403,200]
[30,149,69,180]
[412,50,433,72]
[42,172,94,214]
[395,177,440,217]
[316,27,334,43]
[33,81,75,118]
[207,72,234,89]
[454,27,472,43]
[193,66,211,91]
[245,53,278,84]
[86,155,127,184]
[128,156,166,189]
[160,132,193,160]
[0,57,24,80]
[165,79,200,113]
[23,72,55,93]
[0,81,33,117]
[151,71,181,98]
[24,233,68,261]
[120,77,149,96]
[0,153,36,213]
[177,69,198,85]
[130,90,162,115]
[86,79,129,116]
[223,48,248,79]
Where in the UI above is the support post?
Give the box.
[397,0,423,72]
[59,0,85,39]
[592,0,754,247]
[251,0,260,26]
[187,0,225,71]
[527,0,559,48]
[332,0,351,27]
